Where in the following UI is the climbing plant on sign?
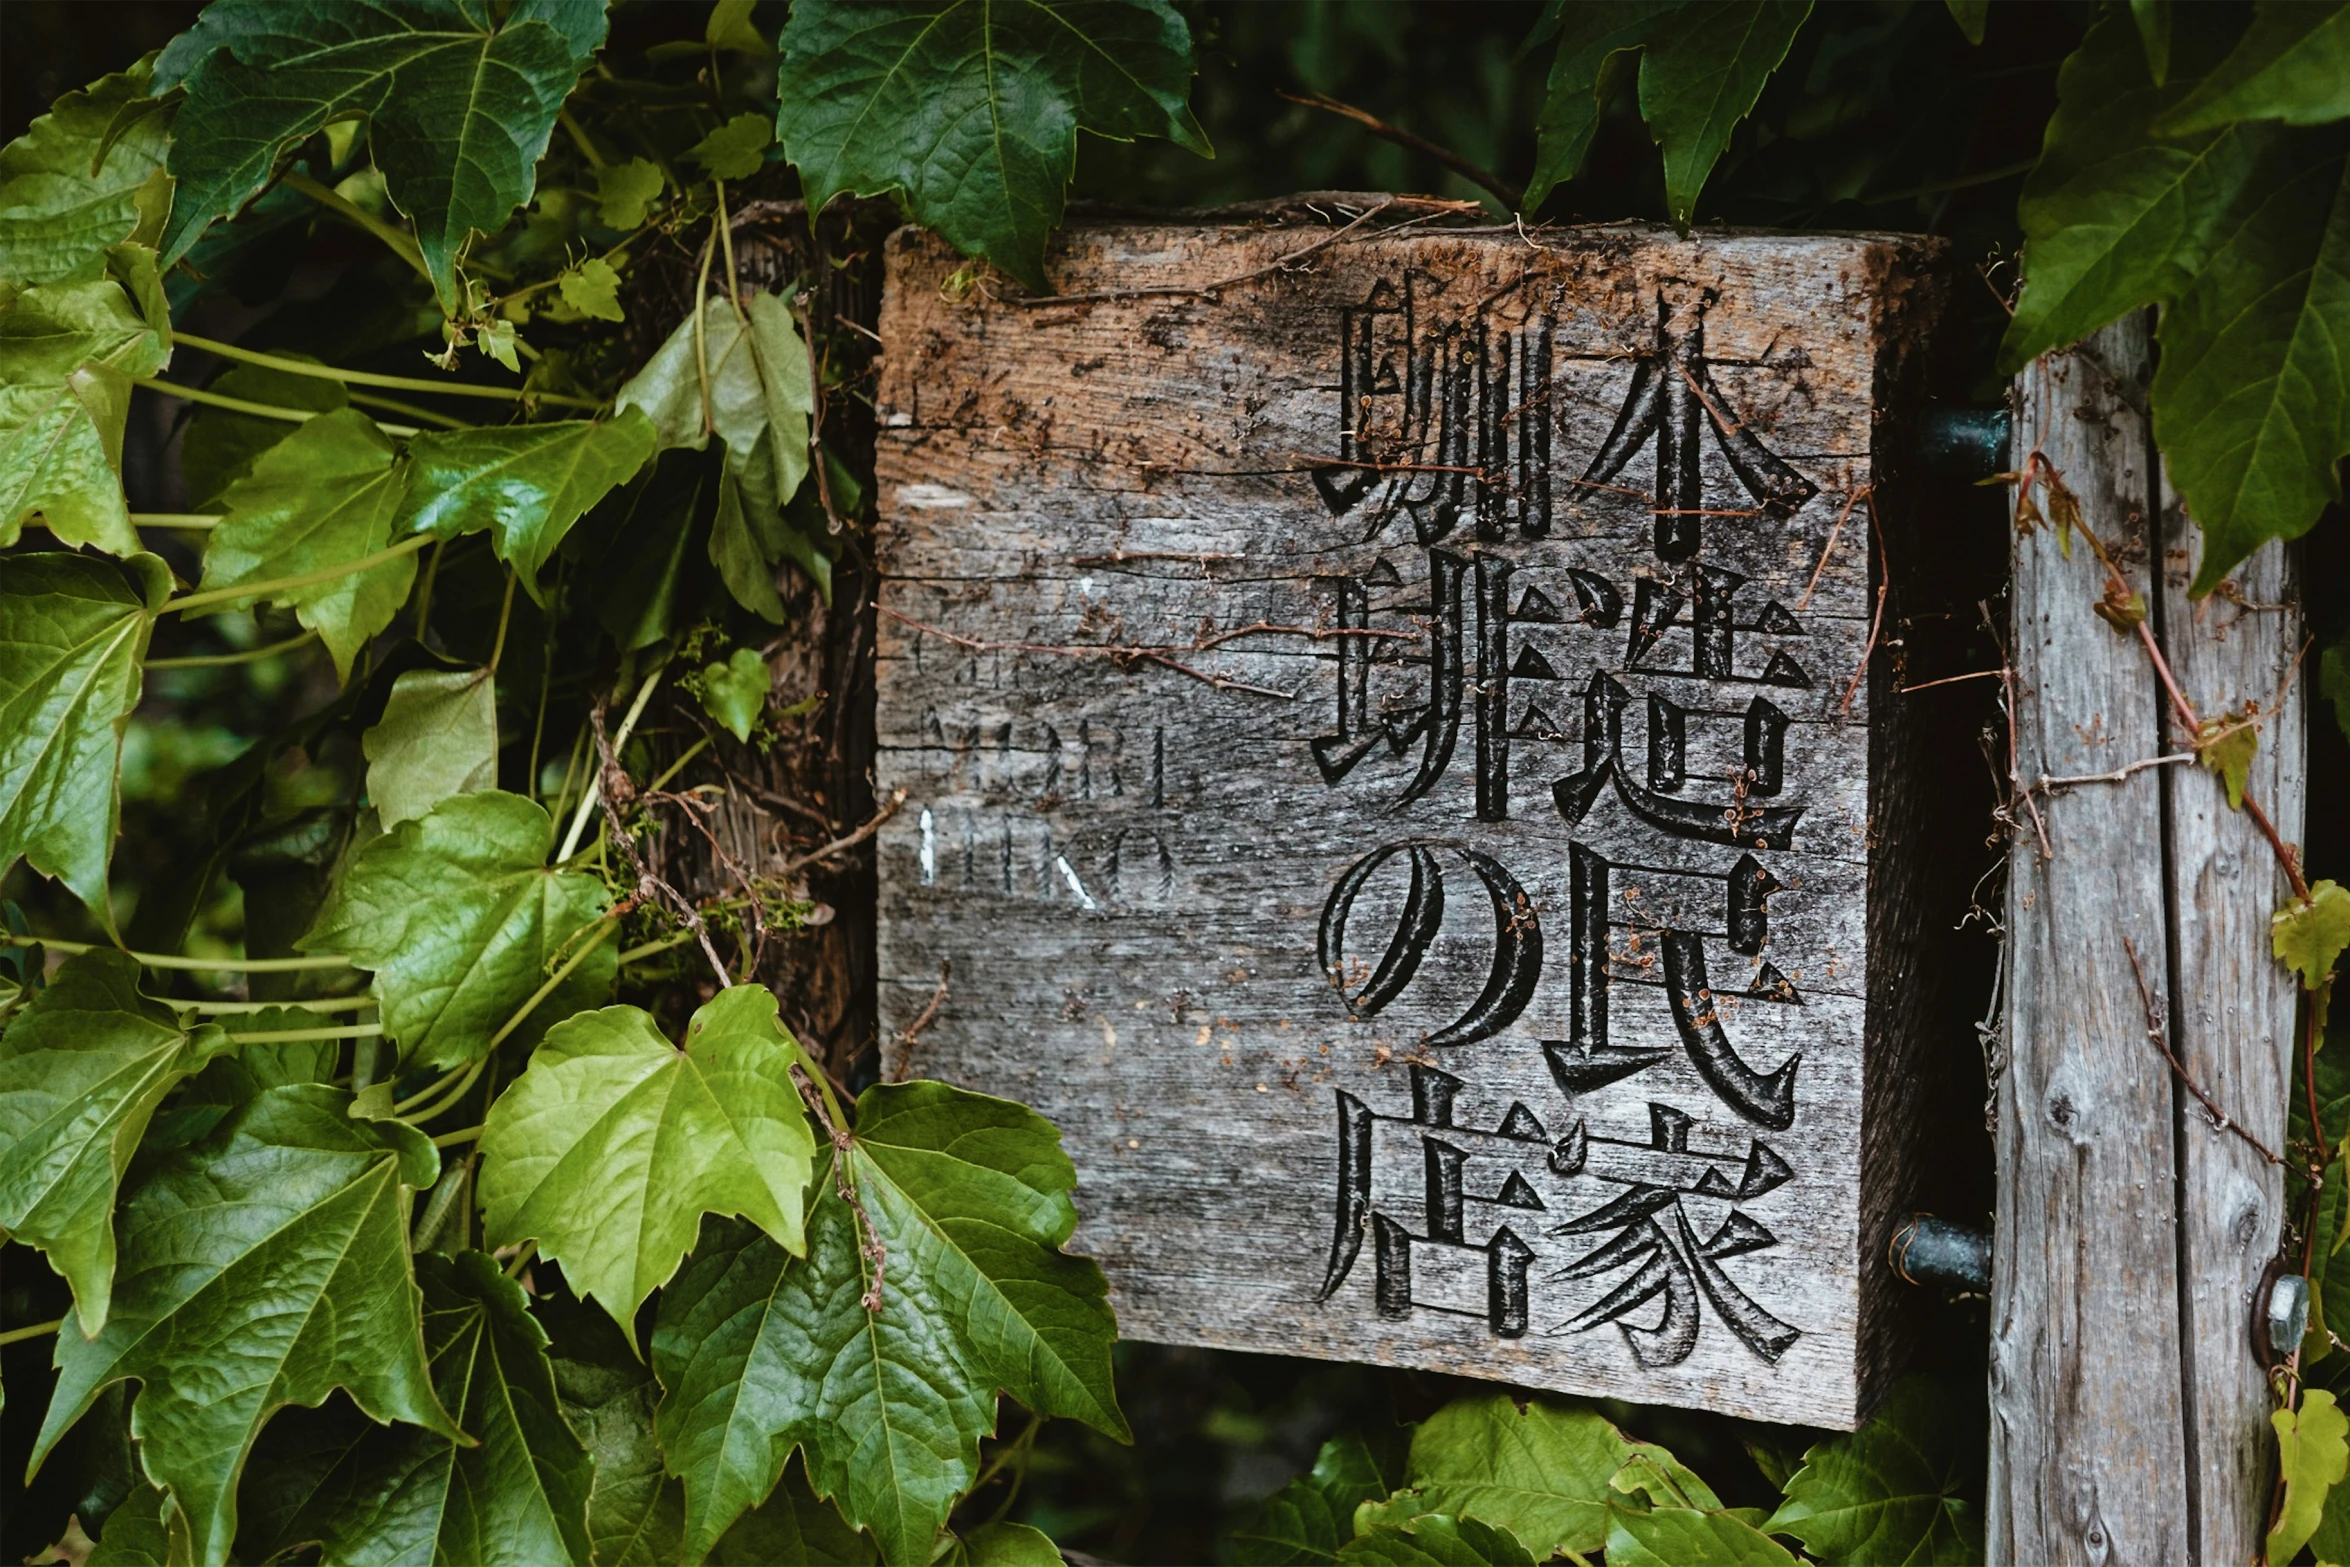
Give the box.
[1,0,2345,1563]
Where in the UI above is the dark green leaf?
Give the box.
[0,266,173,555]
[776,0,1210,292]
[2322,638,2350,744]
[2148,125,2350,593]
[2131,0,2173,84]
[2160,1,2350,134]
[1336,1516,1534,1567]
[0,553,164,919]
[1526,3,1681,212]
[31,1084,459,1567]
[707,1459,880,1566]
[178,360,349,509]
[302,789,614,1071]
[478,984,816,1338]
[195,407,417,681]
[1230,1432,1397,1564]
[2000,9,2271,370]
[542,1292,690,1567]
[89,1484,192,1567]
[587,449,711,652]
[1942,0,1985,46]
[0,58,174,287]
[0,952,231,1336]
[241,1249,594,1567]
[399,411,656,604]
[152,0,609,310]
[361,664,498,828]
[1763,1375,1984,1565]
[615,291,810,495]
[651,1081,1124,1566]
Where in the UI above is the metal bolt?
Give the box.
[2268,1273,2311,1356]
[1889,1214,1991,1293]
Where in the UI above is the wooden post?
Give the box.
[1992,315,2304,1563]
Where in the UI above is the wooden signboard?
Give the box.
[871,210,1954,1429]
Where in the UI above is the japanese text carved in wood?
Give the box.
[873,214,1950,1429]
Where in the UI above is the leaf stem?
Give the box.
[280,169,434,286]
[484,915,619,1055]
[559,108,607,170]
[415,537,448,640]
[489,569,518,673]
[692,218,719,438]
[185,994,375,1014]
[173,330,601,410]
[395,1055,486,1122]
[165,532,435,616]
[346,389,469,429]
[0,1319,63,1348]
[225,1023,383,1044]
[430,1124,483,1149]
[148,630,320,669]
[502,1241,537,1278]
[4,935,351,972]
[616,928,698,966]
[645,734,712,793]
[131,513,221,530]
[557,660,666,860]
[137,376,420,439]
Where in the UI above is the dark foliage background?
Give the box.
[3,2,2343,1562]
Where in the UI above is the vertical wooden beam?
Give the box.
[1992,318,2192,1562]
[2161,510,2304,1558]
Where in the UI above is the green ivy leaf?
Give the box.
[30,1083,460,1567]
[1999,9,2271,371]
[934,1522,1063,1567]
[2276,880,2350,990]
[2196,709,2260,810]
[708,1461,881,1566]
[0,952,232,1337]
[2270,1387,2350,1567]
[0,265,173,555]
[0,553,164,920]
[559,256,626,321]
[690,112,775,181]
[400,410,656,603]
[2149,126,2350,594]
[151,0,609,311]
[707,0,772,56]
[2131,0,2173,84]
[1335,1516,1535,1567]
[651,1081,1125,1566]
[595,158,665,229]
[2322,638,2350,745]
[178,360,348,509]
[2159,2,2350,135]
[1605,1502,1801,1567]
[302,789,615,1070]
[88,1484,192,1567]
[361,665,498,827]
[698,647,771,743]
[542,1292,690,1567]
[479,984,817,1340]
[776,0,1210,294]
[196,408,417,681]
[1351,1394,1663,1561]
[1762,1375,1984,1566]
[241,1250,594,1567]
[616,291,811,492]
[0,58,174,288]
[1523,2,1812,230]
[1229,1432,1398,1564]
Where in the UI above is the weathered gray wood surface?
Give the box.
[872,214,1950,1429]
[1992,316,2305,1563]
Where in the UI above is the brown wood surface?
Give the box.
[871,211,1953,1429]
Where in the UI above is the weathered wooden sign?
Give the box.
[872,210,1951,1429]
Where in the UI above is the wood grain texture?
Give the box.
[2159,519,2303,1563]
[872,213,1951,1430]
[1992,319,2189,1563]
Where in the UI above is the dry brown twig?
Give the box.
[889,960,951,1084]
[777,789,907,879]
[2122,935,2282,1167]
[1276,90,1524,208]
